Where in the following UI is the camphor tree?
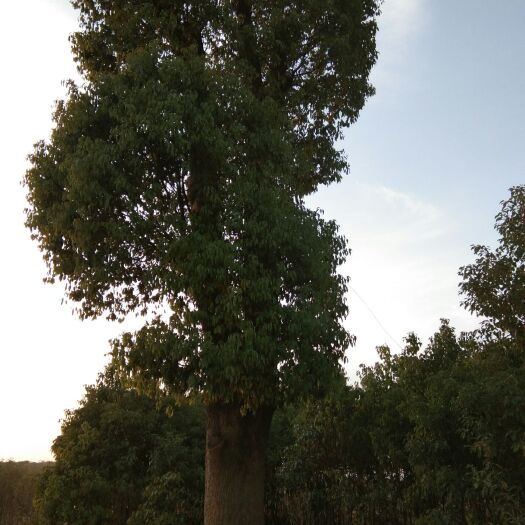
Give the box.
[25,1,379,523]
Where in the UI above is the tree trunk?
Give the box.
[204,403,274,525]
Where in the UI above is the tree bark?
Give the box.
[204,403,274,525]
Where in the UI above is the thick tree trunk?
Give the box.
[204,403,274,525]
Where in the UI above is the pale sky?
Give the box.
[1,1,524,461]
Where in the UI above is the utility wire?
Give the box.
[349,285,404,351]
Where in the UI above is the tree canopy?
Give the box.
[25,0,380,411]
[0,461,50,525]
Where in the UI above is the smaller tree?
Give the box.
[460,185,525,340]
[34,368,205,525]
[272,320,525,524]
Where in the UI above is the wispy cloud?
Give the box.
[327,180,449,247]
[375,185,439,220]
[371,184,448,243]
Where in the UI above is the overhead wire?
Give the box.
[349,285,404,351]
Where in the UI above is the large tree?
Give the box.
[24,1,379,522]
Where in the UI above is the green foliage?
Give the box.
[127,471,202,525]
[34,370,204,525]
[460,185,525,340]
[270,319,525,524]
[0,461,50,525]
[258,188,525,523]
[30,328,525,524]
[24,1,380,411]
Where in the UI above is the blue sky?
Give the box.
[364,0,524,204]
[311,0,525,368]
[0,0,523,460]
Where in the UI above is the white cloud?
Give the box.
[375,185,439,221]
[318,179,449,248]
[370,184,449,243]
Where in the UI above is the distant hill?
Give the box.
[0,461,53,525]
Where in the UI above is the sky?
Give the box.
[1,0,524,461]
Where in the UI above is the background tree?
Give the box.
[460,185,525,340]
[32,326,525,525]
[0,461,50,525]
[24,2,380,522]
[34,368,205,525]
[273,322,525,524]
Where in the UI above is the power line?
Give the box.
[349,285,403,351]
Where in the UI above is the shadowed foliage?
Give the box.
[33,369,204,525]
[0,461,51,525]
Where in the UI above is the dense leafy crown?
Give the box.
[25,0,380,408]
